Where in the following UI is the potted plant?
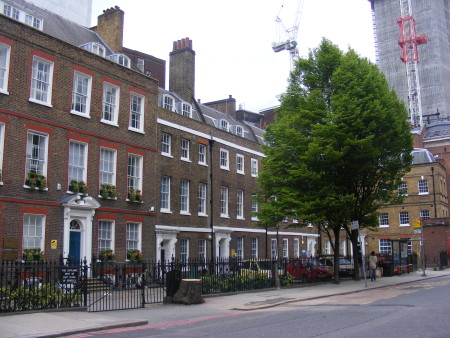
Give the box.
[127,189,143,202]
[100,184,116,199]
[127,249,143,262]
[25,172,47,191]
[22,248,45,262]
[69,180,88,195]
[99,249,115,262]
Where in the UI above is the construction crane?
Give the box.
[397,0,427,127]
[272,0,304,69]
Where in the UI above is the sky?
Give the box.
[91,0,376,112]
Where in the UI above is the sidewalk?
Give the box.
[1,268,448,338]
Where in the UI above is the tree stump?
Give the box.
[173,279,205,305]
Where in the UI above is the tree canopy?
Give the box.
[257,39,413,280]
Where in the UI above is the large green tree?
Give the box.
[257,39,413,281]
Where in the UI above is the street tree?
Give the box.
[257,39,412,282]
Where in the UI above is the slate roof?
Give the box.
[411,148,436,165]
[3,0,113,54]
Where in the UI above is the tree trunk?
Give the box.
[173,279,205,305]
[332,228,341,284]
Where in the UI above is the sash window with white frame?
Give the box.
[160,176,171,212]
[181,139,190,161]
[198,144,206,165]
[102,82,119,125]
[68,141,87,185]
[251,158,258,177]
[99,148,116,187]
[198,183,207,216]
[25,131,48,178]
[220,186,229,217]
[71,71,92,116]
[180,239,189,263]
[3,5,20,20]
[271,239,278,259]
[418,179,429,194]
[251,194,258,221]
[236,237,244,259]
[198,239,206,260]
[251,237,258,259]
[23,214,45,250]
[127,154,142,193]
[180,180,190,214]
[129,93,144,132]
[294,239,299,258]
[283,239,289,258]
[236,154,244,174]
[220,149,229,170]
[0,42,11,94]
[126,222,141,253]
[161,133,172,156]
[236,190,244,219]
[0,123,4,183]
[30,56,53,105]
[98,220,114,252]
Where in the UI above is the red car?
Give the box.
[287,258,332,283]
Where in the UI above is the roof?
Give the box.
[411,148,436,165]
[3,0,113,54]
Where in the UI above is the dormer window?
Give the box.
[108,53,130,68]
[81,43,105,57]
[236,126,244,137]
[25,14,42,30]
[163,95,174,111]
[4,4,20,20]
[181,103,192,117]
[220,119,229,131]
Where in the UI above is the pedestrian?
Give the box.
[369,251,378,281]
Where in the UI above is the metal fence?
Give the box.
[0,258,291,313]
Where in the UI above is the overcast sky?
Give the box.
[91,0,375,112]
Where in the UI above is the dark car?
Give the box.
[287,258,332,283]
[318,257,354,278]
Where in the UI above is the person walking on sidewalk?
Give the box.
[369,251,378,281]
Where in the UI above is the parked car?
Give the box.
[240,260,284,278]
[318,257,355,278]
[286,258,332,283]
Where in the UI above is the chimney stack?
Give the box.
[95,6,124,52]
[169,37,195,102]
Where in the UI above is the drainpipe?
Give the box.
[431,167,437,218]
[209,133,215,260]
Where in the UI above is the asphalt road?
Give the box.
[71,275,450,338]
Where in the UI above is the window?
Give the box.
[236,237,244,259]
[251,237,258,259]
[271,239,278,259]
[198,144,206,165]
[68,141,87,184]
[379,239,392,255]
[325,240,331,255]
[220,119,229,131]
[81,42,105,57]
[236,126,244,137]
[198,239,206,260]
[294,239,300,258]
[30,56,53,105]
[251,158,258,177]
[182,103,192,117]
[126,222,141,253]
[161,133,172,156]
[181,139,190,161]
[283,239,289,258]
[220,149,229,170]
[236,154,244,174]
[4,5,20,20]
[127,154,142,193]
[399,211,410,226]
[71,71,92,116]
[220,186,229,217]
[98,220,114,252]
[340,240,346,256]
[99,148,116,187]
[198,183,207,216]
[23,214,45,250]
[25,15,42,29]
[160,176,171,212]
[163,95,174,111]
[102,82,119,125]
[418,179,429,194]
[129,93,144,132]
[180,180,190,214]
[0,43,11,94]
[379,213,389,227]
[0,123,4,183]
[25,131,48,177]
[237,190,244,219]
[137,58,144,72]
[398,181,407,196]
[420,210,430,220]
[251,194,258,221]
[180,239,189,263]
[108,54,130,68]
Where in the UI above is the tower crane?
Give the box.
[272,0,304,69]
[397,0,427,126]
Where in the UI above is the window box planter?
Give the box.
[22,248,45,262]
[69,180,88,195]
[99,184,116,199]
[127,249,143,262]
[25,172,47,191]
[98,249,115,262]
[127,189,143,202]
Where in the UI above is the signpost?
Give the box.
[418,218,426,277]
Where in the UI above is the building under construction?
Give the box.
[370,0,450,123]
